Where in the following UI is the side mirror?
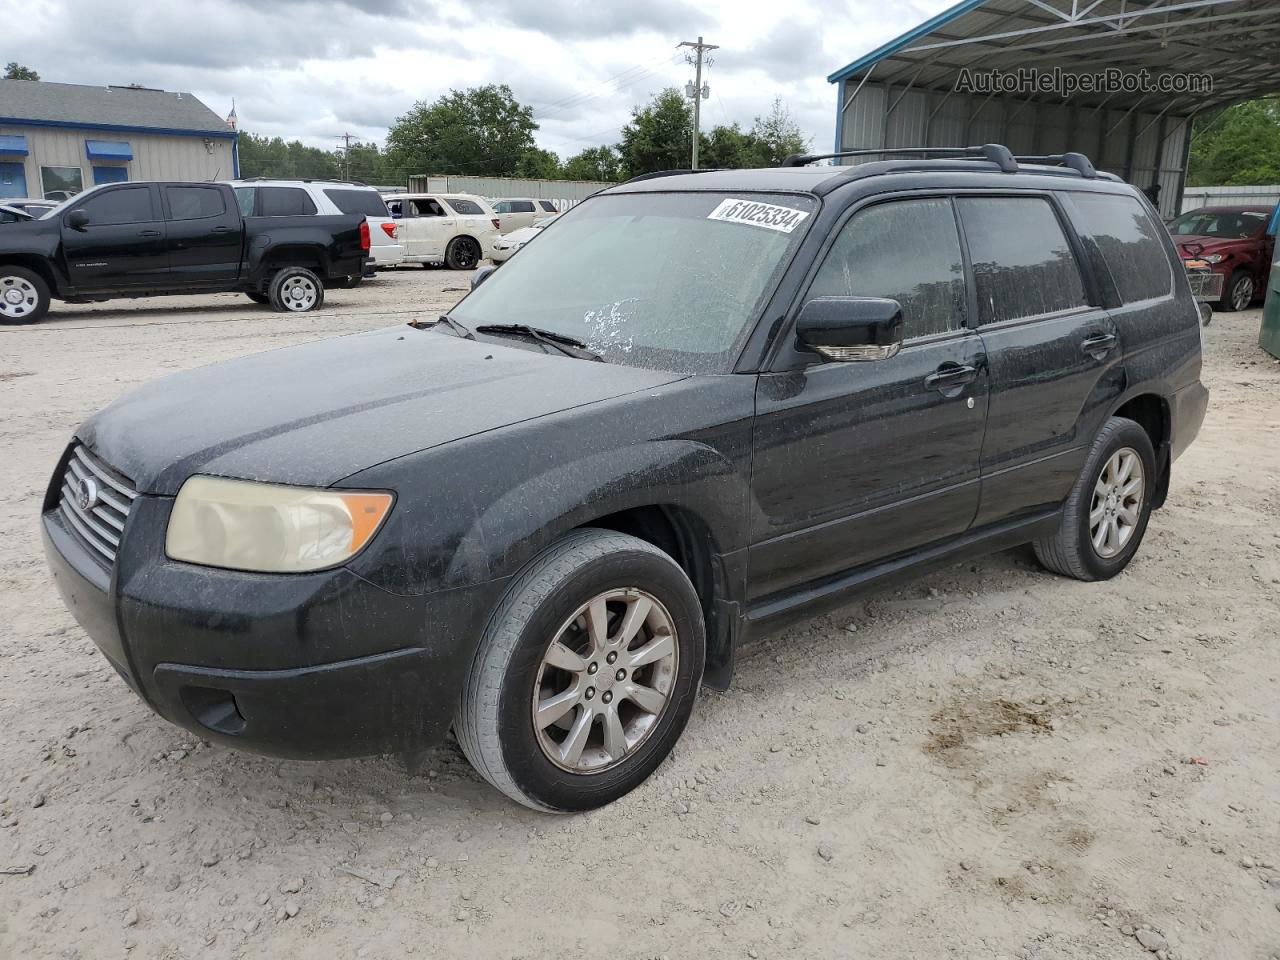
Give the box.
[66,209,90,231]
[471,265,497,290]
[795,296,905,361]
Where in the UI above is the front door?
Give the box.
[402,197,453,260]
[161,184,242,286]
[0,162,27,199]
[61,183,168,290]
[749,195,989,601]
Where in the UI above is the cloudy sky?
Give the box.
[6,0,953,161]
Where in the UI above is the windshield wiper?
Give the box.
[474,323,604,362]
[408,315,474,339]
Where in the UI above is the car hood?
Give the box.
[80,325,686,495]
[1174,234,1256,257]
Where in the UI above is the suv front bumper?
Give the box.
[41,497,499,760]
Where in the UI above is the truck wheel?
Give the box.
[455,529,705,812]
[445,236,482,270]
[245,292,269,305]
[1033,416,1156,582]
[1219,270,1254,312]
[268,266,325,313]
[0,266,51,325]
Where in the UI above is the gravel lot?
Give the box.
[1,270,1278,960]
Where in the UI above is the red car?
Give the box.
[1167,205,1276,312]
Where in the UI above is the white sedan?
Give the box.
[490,215,557,263]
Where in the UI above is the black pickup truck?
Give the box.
[0,181,368,324]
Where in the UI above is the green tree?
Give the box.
[515,147,562,179]
[1188,100,1280,186]
[700,123,756,169]
[746,98,810,167]
[341,140,397,184]
[237,133,340,179]
[386,84,538,177]
[618,88,694,177]
[562,145,621,182]
[4,63,39,81]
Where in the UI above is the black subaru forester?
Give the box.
[43,146,1208,812]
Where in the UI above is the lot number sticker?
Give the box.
[707,198,810,234]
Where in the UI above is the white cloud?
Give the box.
[4,0,956,164]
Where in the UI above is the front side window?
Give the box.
[255,187,317,217]
[450,191,816,374]
[74,185,153,225]
[41,165,84,199]
[1069,193,1171,304]
[957,196,1088,324]
[808,197,966,339]
[166,186,225,221]
[446,198,485,215]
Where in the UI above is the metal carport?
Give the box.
[828,0,1280,218]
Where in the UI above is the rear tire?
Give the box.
[267,266,324,313]
[455,529,705,812]
[1219,269,1255,312]
[445,236,482,270]
[1033,416,1156,581]
[0,266,51,325]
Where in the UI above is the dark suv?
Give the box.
[42,145,1208,812]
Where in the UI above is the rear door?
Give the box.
[443,197,494,245]
[749,195,990,599]
[61,183,168,290]
[161,184,242,286]
[958,193,1122,527]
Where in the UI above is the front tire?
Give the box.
[445,236,482,270]
[0,267,51,325]
[1033,416,1156,581]
[1219,269,1255,312]
[267,266,325,313]
[455,529,705,812]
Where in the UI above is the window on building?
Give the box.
[40,166,84,200]
[808,197,967,339]
[445,198,486,215]
[255,187,317,217]
[75,185,154,225]
[166,186,226,220]
[956,197,1089,324]
[323,188,390,217]
[1069,193,1174,304]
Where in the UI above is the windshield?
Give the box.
[450,191,816,373]
[1168,209,1269,239]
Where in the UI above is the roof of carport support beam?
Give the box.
[829,0,1280,116]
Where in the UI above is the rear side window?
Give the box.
[957,197,1088,324]
[166,186,225,220]
[509,200,535,213]
[1069,193,1172,303]
[255,187,317,217]
[808,197,966,338]
[75,186,153,225]
[323,188,389,218]
[446,198,486,215]
[539,200,558,213]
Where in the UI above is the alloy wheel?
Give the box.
[532,588,678,773]
[1089,446,1145,559]
[0,275,38,320]
[1232,275,1254,311]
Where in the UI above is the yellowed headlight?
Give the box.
[166,476,393,573]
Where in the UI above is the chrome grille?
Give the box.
[57,444,138,566]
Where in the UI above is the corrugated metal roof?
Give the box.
[829,0,1280,114]
[0,79,230,134]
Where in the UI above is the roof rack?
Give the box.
[781,144,1097,179]
[620,168,720,185]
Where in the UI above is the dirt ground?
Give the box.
[1,270,1278,960]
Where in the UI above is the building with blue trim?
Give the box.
[828,0,1279,219]
[0,79,237,201]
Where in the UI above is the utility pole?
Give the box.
[679,36,717,169]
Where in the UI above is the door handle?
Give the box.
[924,363,978,391]
[212,226,231,233]
[138,229,162,238]
[1081,332,1117,357]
